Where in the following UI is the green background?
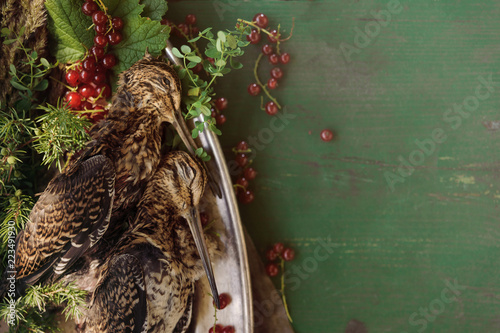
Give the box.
[167,1,500,332]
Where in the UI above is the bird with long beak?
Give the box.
[9,53,219,304]
[83,150,220,332]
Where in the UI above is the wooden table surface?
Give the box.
[167,1,500,332]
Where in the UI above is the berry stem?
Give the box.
[280,258,293,323]
[253,53,281,109]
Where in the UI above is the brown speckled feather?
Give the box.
[13,54,184,291]
[84,151,220,333]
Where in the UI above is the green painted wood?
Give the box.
[167,1,500,332]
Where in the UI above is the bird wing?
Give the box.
[15,155,115,288]
[173,284,194,333]
[89,253,147,333]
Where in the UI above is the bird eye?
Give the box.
[162,77,171,87]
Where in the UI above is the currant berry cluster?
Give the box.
[209,293,234,333]
[265,242,295,277]
[243,13,293,116]
[63,0,124,123]
[232,140,256,204]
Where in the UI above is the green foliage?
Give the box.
[172,25,250,141]
[33,102,91,171]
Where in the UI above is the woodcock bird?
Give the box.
[8,53,220,306]
[83,150,220,333]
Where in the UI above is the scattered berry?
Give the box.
[65,92,82,109]
[95,24,107,35]
[247,83,261,96]
[78,84,97,99]
[236,140,248,151]
[222,326,235,333]
[65,70,80,87]
[266,248,278,261]
[265,101,278,116]
[83,57,97,72]
[93,72,107,85]
[82,1,98,16]
[185,14,197,25]
[280,52,290,64]
[244,167,257,180]
[91,45,106,59]
[283,248,295,261]
[267,77,278,89]
[238,189,254,204]
[273,242,284,255]
[209,324,223,333]
[175,23,189,37]
[268,29,279,43]
[253,13,269,29]
[79,70,93,84]
[214,293,231,310]
[92,11,107,26]
[107,31,123,45]
[320,129,334,142]
[266,263,279,277]
[268,53,279,65]
[200,212,209,227]
[215,97,228,111]
[236,177,249,189]
[270,67,283,80]
[111,17,124,30]
[261,44,273,55]
[101,53,117,69]
[96,83,111,99]
[235,153,248,167]
[215,113,226,125]
[247,29,261,44]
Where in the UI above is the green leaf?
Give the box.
[186,55,202,63]
[10,80,28,91]
[217,31,226,43]
[226,34,237,49]
[230,57,243,69]
[9,64,16,76]
[140,0,168,21]
[172,47,184,59]
[181,45,191,54]
[188,87,200,96]
[205,48,220,59]
[45,0,94,63]
[192,128,200,139]
[104,0,170,75]
[0,27,10,37]
[34,80,49,91]
[199,104,211,116]
[201,27,212,34]
[216,38,222,52]
[30,51,38,59]
[215,59,226,67]
[186,61,196,69]
[188,36,201,43]
[40,58,51,68]
[3,39,16,45]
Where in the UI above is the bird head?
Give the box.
[116,54,197,155]
[152,150,220,307]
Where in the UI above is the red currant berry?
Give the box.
[107,31,122,45]
[83,57,97,72]
[280,52,290,64]
[320,129,334,142]
[94,34,108,47]
[91,45,106,59]
[246,29,261,44]
[267,78,278,90]
[270,67,283,80]
[213,293,231,310]
[236,140,248,151]
[222,326,235,333]
[95,64,107,73]
[185,14,197,25]
[192,63,203,73]
[191,26,200,36]
[160,19,173,26]
[266,263,279,277]
[235,153,248,167]
[236,177,249,189]
[175,23,189,37]
[65,70,80,87]
[268,29,279,43]
[111,17,124,30]
[78,84,97,99]
[283,248,295,261]
[211,109,217,119]
[273,242,284,255]
[95,23,108,35]
[101,54,117,69]
[215,113,226,125]
[79,70,93,84]
[266,248,278,261]
[91,110,106,123]
[238,189,255,204]
[81,101,93,111]
[265,101,278,116]
[253,13,269,29]
[92,11,107,25]
[200,212,209,227]
[247,83,261,96]
[82,1,98,16]
[268,53,279,65]
[209,325,223,333]
[244,167,257,180]
[96,83,111,99]
[207,57,215,65]
[262,44,273,55]
[65,92,82,109]
[215,97,228,111]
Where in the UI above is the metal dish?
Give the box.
[165,42,254,333]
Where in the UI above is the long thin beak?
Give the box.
[171,110,222,198]
[185,207,220,309]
